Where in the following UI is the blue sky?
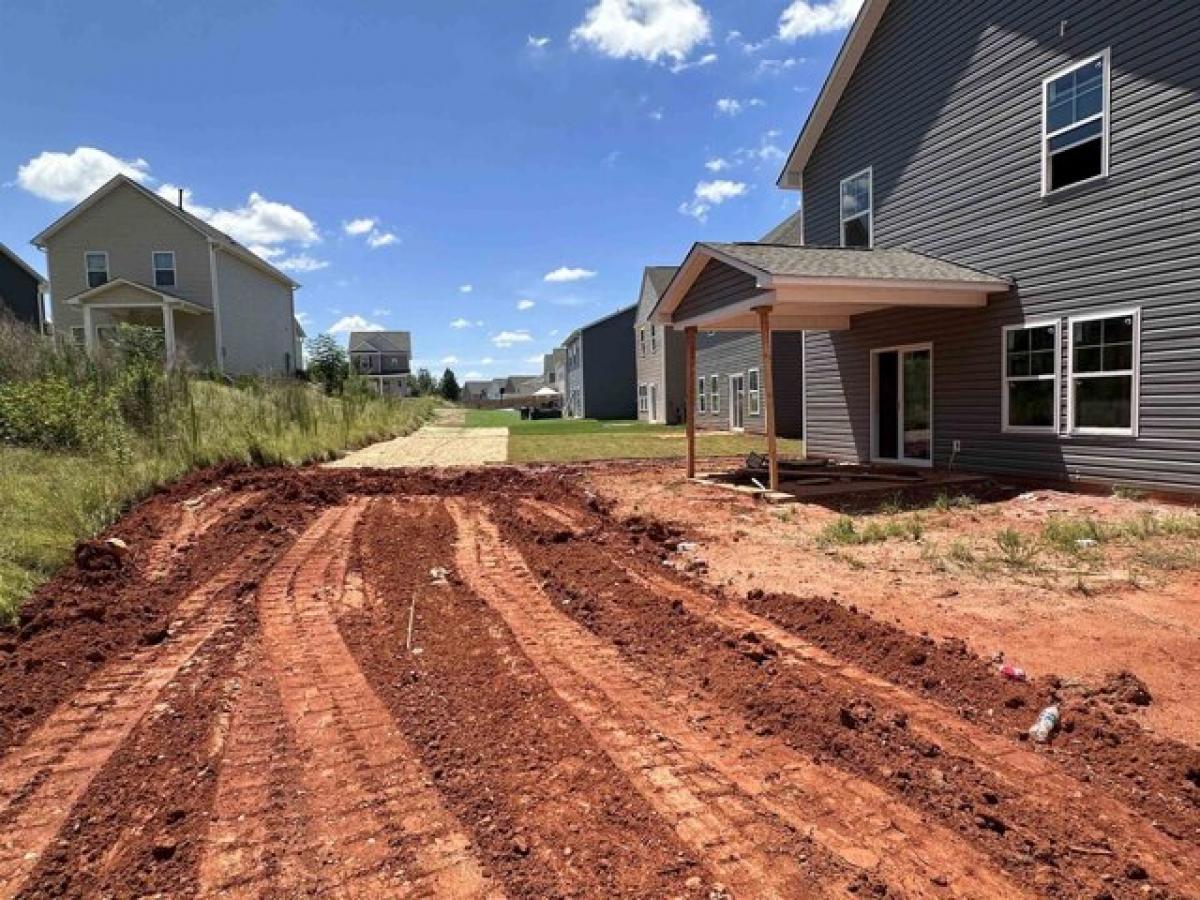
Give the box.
[0,0,859,380]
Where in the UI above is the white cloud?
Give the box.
[16,147,151,203]
[517,299,536,311]
[464,371,485,380]
[372,307,392,317]
[459,284,474,293]
[779,0,862,39]
[203,191,320,246]
[757,56,801,76]
[550,329,560,337]
[295,311,312,326]
[491,330,533,348]
[343,217,377,236]
[450,317,484,330]
[679,179,747,222]
[648,108,665,121]
[670,52,717,73]
[571,0,711,65]
[441,355,459,365]
[528,34,551,48]
[277,254,330,273]
[544,266,597,283]
[480,357,495,365]
[248,244,285,261]
[328,315,384,334]
[716,97,764,116]
[524,354,545,365]
[705,157,731,172]
[366,230,399,248]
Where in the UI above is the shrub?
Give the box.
[996,527,1039,568]
[0,376,121,451]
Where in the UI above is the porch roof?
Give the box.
[63,278,210,315]
[652,242,1011,332]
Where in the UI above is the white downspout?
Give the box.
[82,306,95,355]
[207,240,225,374]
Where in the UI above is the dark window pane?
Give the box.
[876,351,899,459]
[1103,344,1133,371]
[1049,138,1103,190]
[1009,380,1056,428]
[1075,83,1102,120]
[155,270,176,287]
[1030,349,1056,376]
[1047,98,1074,132]
[1008,352,1030,378]
[1076,58,1104,88]
[1075,375,1132,429]
[1075,319,1103,347]
[843,215,870,247]
[903,350,931,461]
[87,271,107,288]
[1104,316,1134,344]
[1030,325,1056,352]
[1074,347,1102,372]
[1007,329,1029,353]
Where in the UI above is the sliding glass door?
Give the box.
[872,344,932,466]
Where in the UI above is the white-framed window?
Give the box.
[747,368,761,416]
[637,384,648,413]
[1042,51,1109,195]
[710,375,720,414]
[1002,321,1060,433]
[639,327,647,357]
[1068,308,1139,436]
[650,325,658,354]
[697,375,707,414]
[839,167,872,248]
[152,251,176,288]
[70,326,86,347]
[85,252,109,289]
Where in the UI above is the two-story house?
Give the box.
[33,175,302,375]
[348,331,412,396]
[0,243,47,332]
[634,266,685,424]
[654,0,1197,494]
[542,348,566,394]
[563,305,637,420]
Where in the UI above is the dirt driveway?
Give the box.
[329,409,507,468]
[0,466,1196,898]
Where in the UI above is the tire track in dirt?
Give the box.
[620,560,1200,895]
[0,553,258,897]
[450,500,1024,899]
[143,488,259,581]
[199,501,498,898]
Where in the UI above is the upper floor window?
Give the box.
[639,327,647,357]
[1069,309,1138,435]
[153,251,176,288]
[1043,52,1109,194]
[85,252,108,288]
[649,326,657,354]
[839,168,872,248]
[1002,322,1059,432]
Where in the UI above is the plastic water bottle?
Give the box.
[1028,705,1060,743]
[999,664,1027,682]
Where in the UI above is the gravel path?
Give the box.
[328,410,508,468]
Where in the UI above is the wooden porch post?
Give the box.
[82,306,95,355]
[757,306,779,492]
[162,303,177,369]
[685,326,697,479]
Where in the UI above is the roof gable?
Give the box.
[777,0,890,189]
[31,175,300,289]
[0,242,47,287]
[635,266,678,324]
[349,330,411,354]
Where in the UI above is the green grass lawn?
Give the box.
[463,409,803,462]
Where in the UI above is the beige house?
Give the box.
[33,175,303,376]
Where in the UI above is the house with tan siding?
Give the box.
[33,175,302,376]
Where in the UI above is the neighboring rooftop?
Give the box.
[348,331,412,355]
[701,243,1010,286]
[759,210,804,247]
[0,242,47,286]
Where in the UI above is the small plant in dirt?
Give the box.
[1112,484,1147,501]
[933,492,978,513]
[1042,516,1106,553]
[996,527,1039,569]
[948,538,976,566]
[819,514,924,547]
[819,516,860,546]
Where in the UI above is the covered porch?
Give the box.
[66,278,213,368]
[652,242,1010,491]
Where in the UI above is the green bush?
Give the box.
[0,376,121,450]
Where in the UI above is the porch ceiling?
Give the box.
[652,242,1010,332]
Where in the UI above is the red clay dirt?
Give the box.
[0,464,1196,898]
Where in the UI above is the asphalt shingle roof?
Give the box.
[704,243,1008,285]
[758,211,804,247]
[349,331,412,354]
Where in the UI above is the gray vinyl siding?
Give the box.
[695,332,804,439]
[215,249,296,376]
[635,271,687,424]
[579,306,638,420]
[801,0,1200,491]
[0,255,41,328]
[674,260,764,323]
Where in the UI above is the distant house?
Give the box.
[33,175,303,375]
[349,331,411,396]
[0,242,46,331]
[634,266,685,424]
[462,381,490,402]
[542,348,566,392]
[563,305,637,420]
